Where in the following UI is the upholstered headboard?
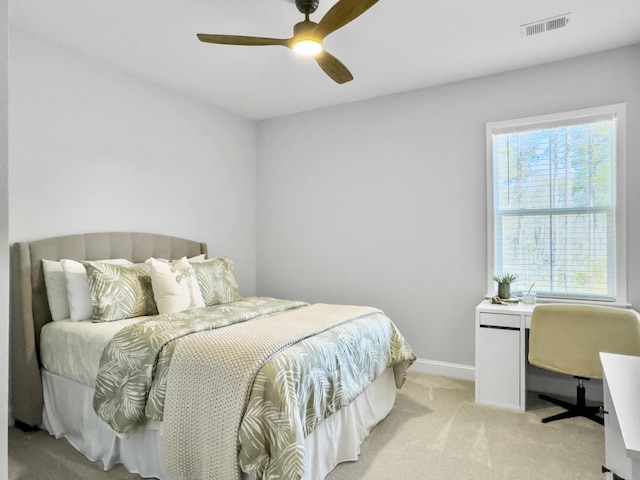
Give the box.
[10,232,208,428]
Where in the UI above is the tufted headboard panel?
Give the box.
[10,232,208,427]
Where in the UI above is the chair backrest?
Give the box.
[528,304,640,379]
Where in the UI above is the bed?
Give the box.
[10,232,415,480]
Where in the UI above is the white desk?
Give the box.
[601,352,640,480]
[475,300,535,411]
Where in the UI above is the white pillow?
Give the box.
[42,260,70,321]
[148,257,205,314]
[60,258,132,321]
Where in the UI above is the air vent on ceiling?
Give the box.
[520,13,571,38]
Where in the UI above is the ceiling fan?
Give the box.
[197,0,379,84]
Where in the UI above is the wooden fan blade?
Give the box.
[197,33,291,47]
[315,0,379,38]
[315,50,353,84]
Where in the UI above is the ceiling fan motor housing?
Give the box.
[295,0,319,15]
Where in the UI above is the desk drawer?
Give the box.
[476,324,521,409]
[479,312,520,329]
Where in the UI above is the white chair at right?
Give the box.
[528,304,640,425]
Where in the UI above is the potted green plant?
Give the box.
[492,273,518,299]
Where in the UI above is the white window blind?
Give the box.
[487,104,626,303]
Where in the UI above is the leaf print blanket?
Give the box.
[93,297,307,432]
[93,298,416,480]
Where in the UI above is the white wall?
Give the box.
[1,0,9,476]
[256,44,640,374]
[9,29,258,295]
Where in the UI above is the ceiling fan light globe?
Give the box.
[293,40,323,56]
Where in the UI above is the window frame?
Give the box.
[486,103,627,305]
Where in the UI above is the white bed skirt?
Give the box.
[41,367,396,480]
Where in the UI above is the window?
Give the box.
[486,104,627,303]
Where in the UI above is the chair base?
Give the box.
[539,379,604,425]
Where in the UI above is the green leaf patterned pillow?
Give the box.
[190,257,241,306]
[84,261,158,322]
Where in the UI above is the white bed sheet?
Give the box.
[40,316,151,386]
[42,367,396,480]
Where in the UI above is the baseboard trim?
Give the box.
[408,359,603,403]
[410,358,475,381]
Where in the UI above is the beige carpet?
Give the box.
[9,372,605,480]
[328,372,604,480]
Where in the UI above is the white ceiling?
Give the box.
[9,0,640,120]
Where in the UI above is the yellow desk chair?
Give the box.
[528,304,640,425]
